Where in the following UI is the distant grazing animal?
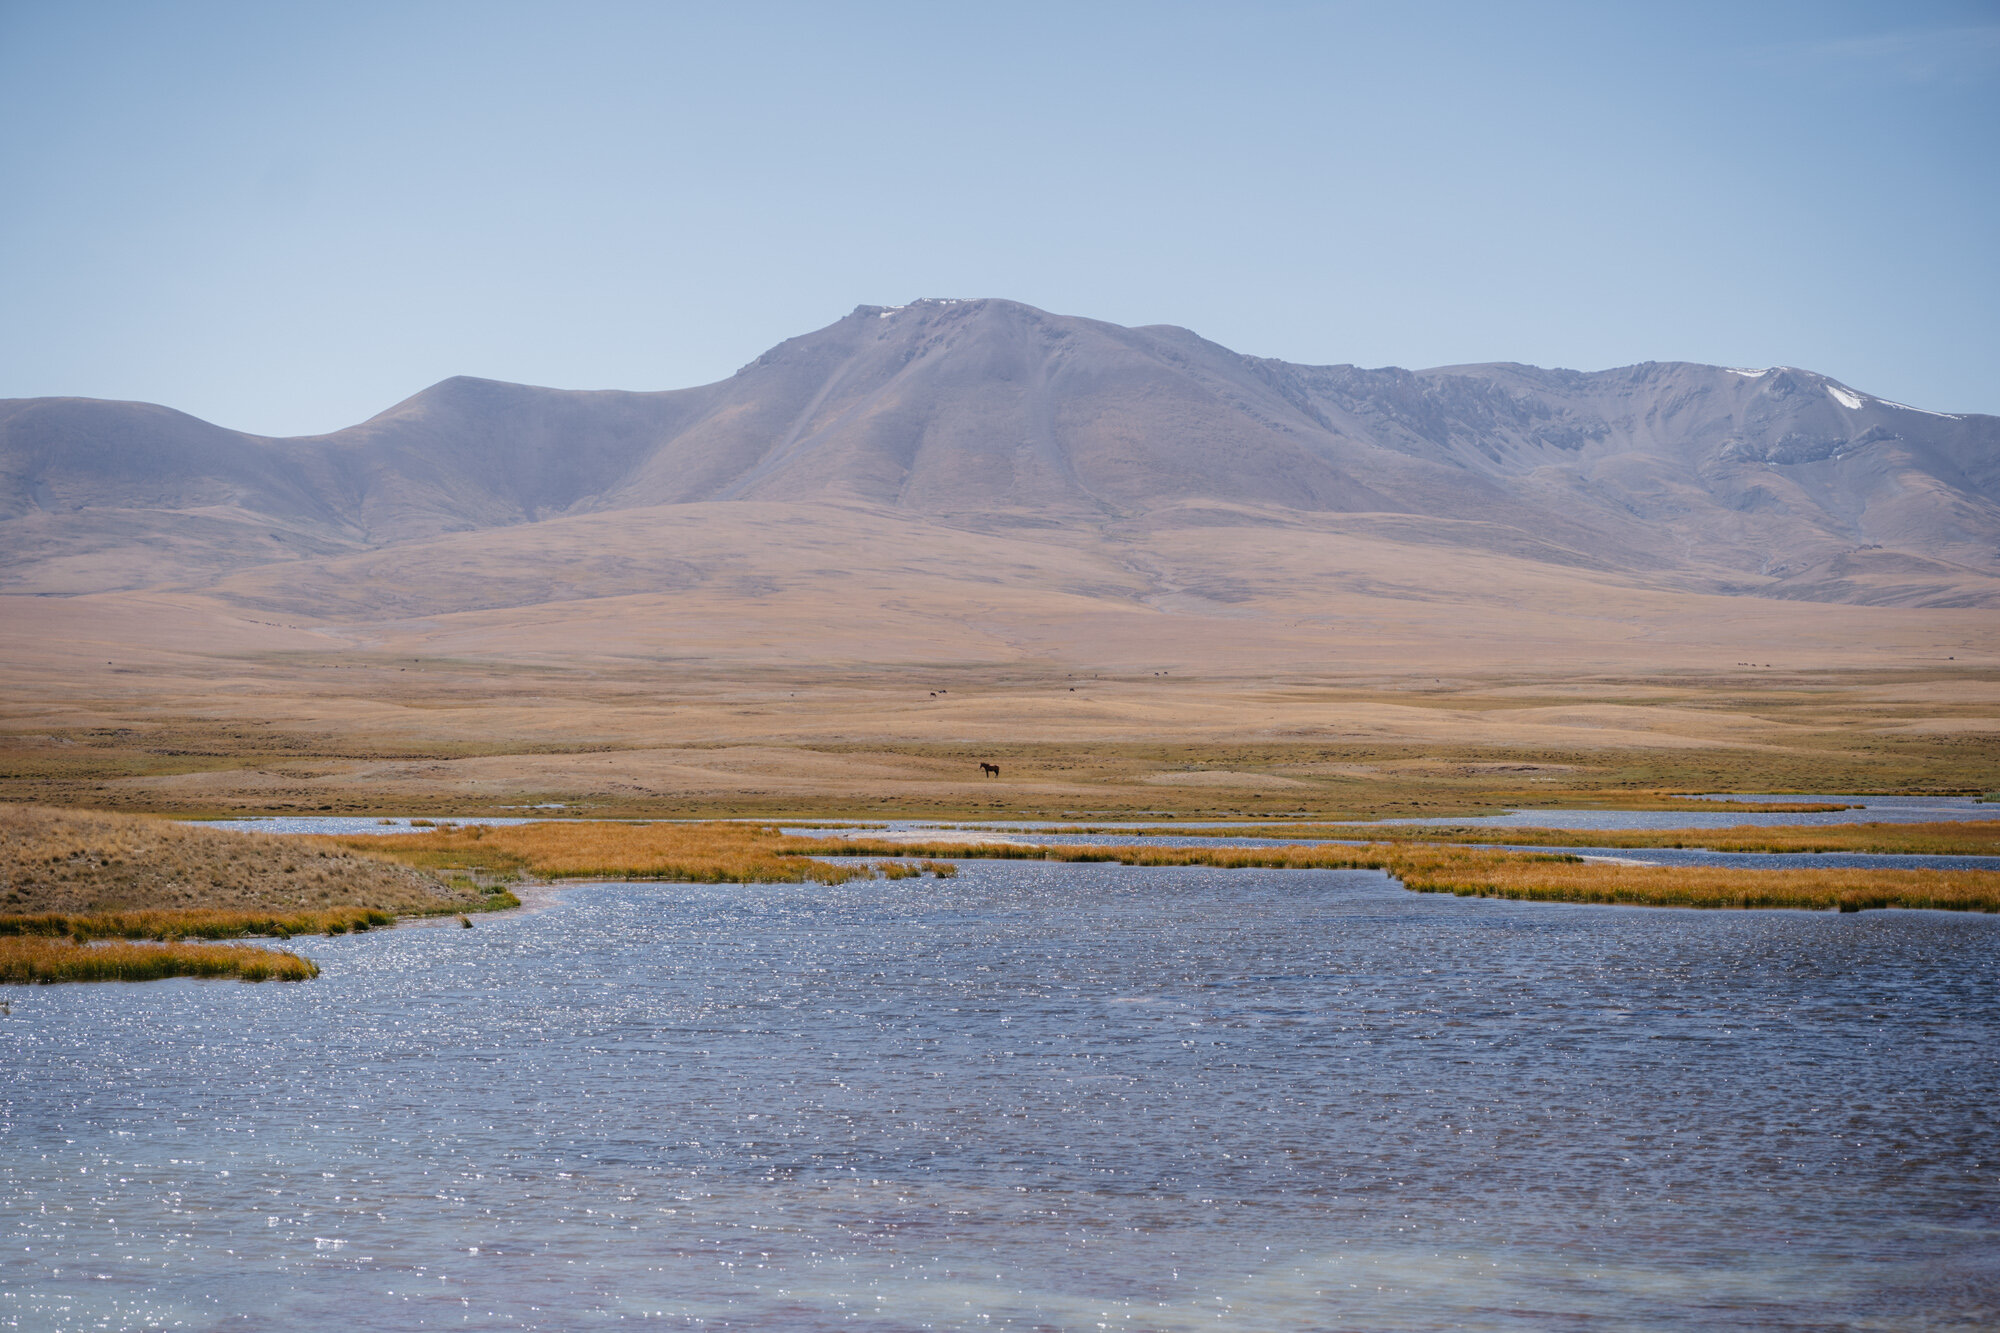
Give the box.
[980,762,1000,778]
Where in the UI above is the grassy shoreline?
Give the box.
[316,821,958,887]
[0,936,319,984]
[0,906,398,941]
[0,805,517,983]
[341,819,2000,915]
[1101,819,2000,856]
[812,837,2000,913]
[6,808,1998,988]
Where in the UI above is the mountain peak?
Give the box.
[852,297,980,319]
[3,300,1995,604]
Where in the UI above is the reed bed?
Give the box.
[1110,820,2000,857]
[1393,859,2000,912]
[341,821,875,886]
[825,837,1537,877]
[0,906,395,941]
[814,837,2000,913]
[0,936,319,984]
[871,860,960,880]
[337,820,2000,914]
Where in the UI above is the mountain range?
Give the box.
[5,297,1998,616]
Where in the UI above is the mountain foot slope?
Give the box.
[5,298,1998,646]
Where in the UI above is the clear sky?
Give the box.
[2,0,1995,435]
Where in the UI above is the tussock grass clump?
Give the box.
[1121,820,2000,857]
[0,937,319,984]
[871,860,960,880]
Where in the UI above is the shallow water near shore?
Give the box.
[5,863,1997,1330]
[196,794,2000,840]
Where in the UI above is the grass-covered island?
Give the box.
[7,805,1997,985]
[1106,819,2000,856]
[338,818,2000,914]
[0,804,518,983]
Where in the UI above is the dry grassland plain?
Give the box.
[1,498,1997,820]
[3,650,1997,820]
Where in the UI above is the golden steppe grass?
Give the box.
[0,803,479,916]
[3,653,1997,823]
[346,820,2000,914]
[1,496,1995,820]
[0,806,512,983]
[323,821,955,886]
[819,837,2000,912]
[1117,819,2000,856]
[0,936,318,984]
[0,905,395,941]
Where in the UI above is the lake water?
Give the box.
[1360,794,2000,831]
[197,795,2000,840]
[5,862,1997,1330]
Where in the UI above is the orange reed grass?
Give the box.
[341,821,873,886]
[0,936,319,984]
[818,837,2000,912]
[0,906,394,941]
[336,821,2000,914]
[1108,820,2000,857]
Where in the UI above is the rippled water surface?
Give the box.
[5,864,1998,1330]
[1362,794,1999,830]
[199,794,2000,840]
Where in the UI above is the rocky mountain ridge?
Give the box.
[4,297,1996,605]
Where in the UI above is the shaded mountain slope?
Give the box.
[4,298,1997,605]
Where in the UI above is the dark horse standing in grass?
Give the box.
[980,762,1000,778]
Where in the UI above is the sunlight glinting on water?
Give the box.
[5,860,1997,1329]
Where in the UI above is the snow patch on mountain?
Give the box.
[1874,397,1962,420]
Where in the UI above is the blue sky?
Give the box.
[2,0,1995,435]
